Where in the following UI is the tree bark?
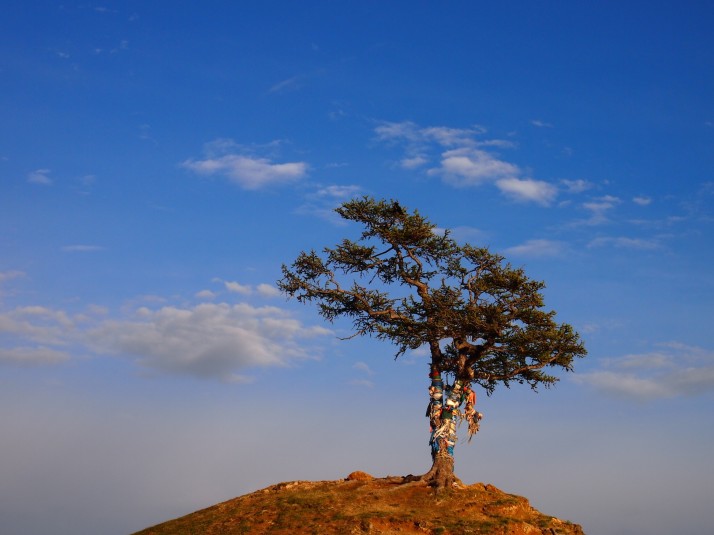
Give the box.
[402,368,481,489]
[403,367,460,489]
[422,438,457,488]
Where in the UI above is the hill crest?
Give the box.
[134,472,584,534]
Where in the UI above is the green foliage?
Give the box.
[279,197,586,394]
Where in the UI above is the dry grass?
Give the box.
[133,475,584,535]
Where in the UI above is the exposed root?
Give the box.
[401,453,458,490]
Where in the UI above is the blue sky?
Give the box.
[1,1,713,534]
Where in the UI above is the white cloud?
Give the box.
[576,195,622,225]
[573,343,714,400]
[269,75,304,94]
[182,154,307,189]
[584,195,621,211]
[223,281,253,295]
[182,138,307,190]
[211,279,281,299]
[353,361,374,375]
[560,179,593,194]
[256,284,281,298]
[633,196,652,206]
[374,121,421,143]
[0,283,330,379]
[531,120,554,128]
[615,352,671,369]
[87,303,331,381]
[495,177,558,205]
[297,184,363,223]
[314,185,362,200]
[400,155,428,169]
[375,120,560,205]
[374,121,488,150]
[0,306,75,346]
[574,371,664,400]
[504,239,564,258]
[668,366,714,395]
[27,169,52,185]
[430,147,520,186]
[420,126,484,146]
[587,236,660,250]
[477,139,516,149]
[195,290,216,300]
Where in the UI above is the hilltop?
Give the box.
[133,471,584,534]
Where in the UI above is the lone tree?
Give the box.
[279,197,586,488]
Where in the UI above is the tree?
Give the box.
[278,197,586,488]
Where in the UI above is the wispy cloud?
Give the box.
[223,280,253,295]
[195,290,217,300]
[400,155,428,169]
[1,293,332,382]
[1,305,75,338]
[495,177,558,205]
[138,124,156,144]
[269,75,305,93]
[584,195,621,211]
[560,179,593,194]
[353,361,375,375]
[351,360,376,386]
[430,147,520,186]
[573,195,622,226]
[574,342,714,400]
[214,279,281,298]
[88,303,331,382]
[182,139,308,190]
[587,236,660,250]
[256,284,281,298]
[296,184,363,223]
[374,120,421,144]
[375,120,560,205]
[182,154,307,189]
[531,120,554,128]
[313,185,362,199]
[375,121,488,147]
[504,239,565,258]
[27,169,52,185]
[680,181,714,221]
[633,196,652,206]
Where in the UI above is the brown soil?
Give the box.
[133,473,584,535]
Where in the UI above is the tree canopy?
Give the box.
[279,197,586,395]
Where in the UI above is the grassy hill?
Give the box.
[133,471,584,534]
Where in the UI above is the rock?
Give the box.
[346,470,375,481]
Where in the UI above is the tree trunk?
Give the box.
[422,438,456,488]
[407,367,460,489]
[403,368,481,489]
